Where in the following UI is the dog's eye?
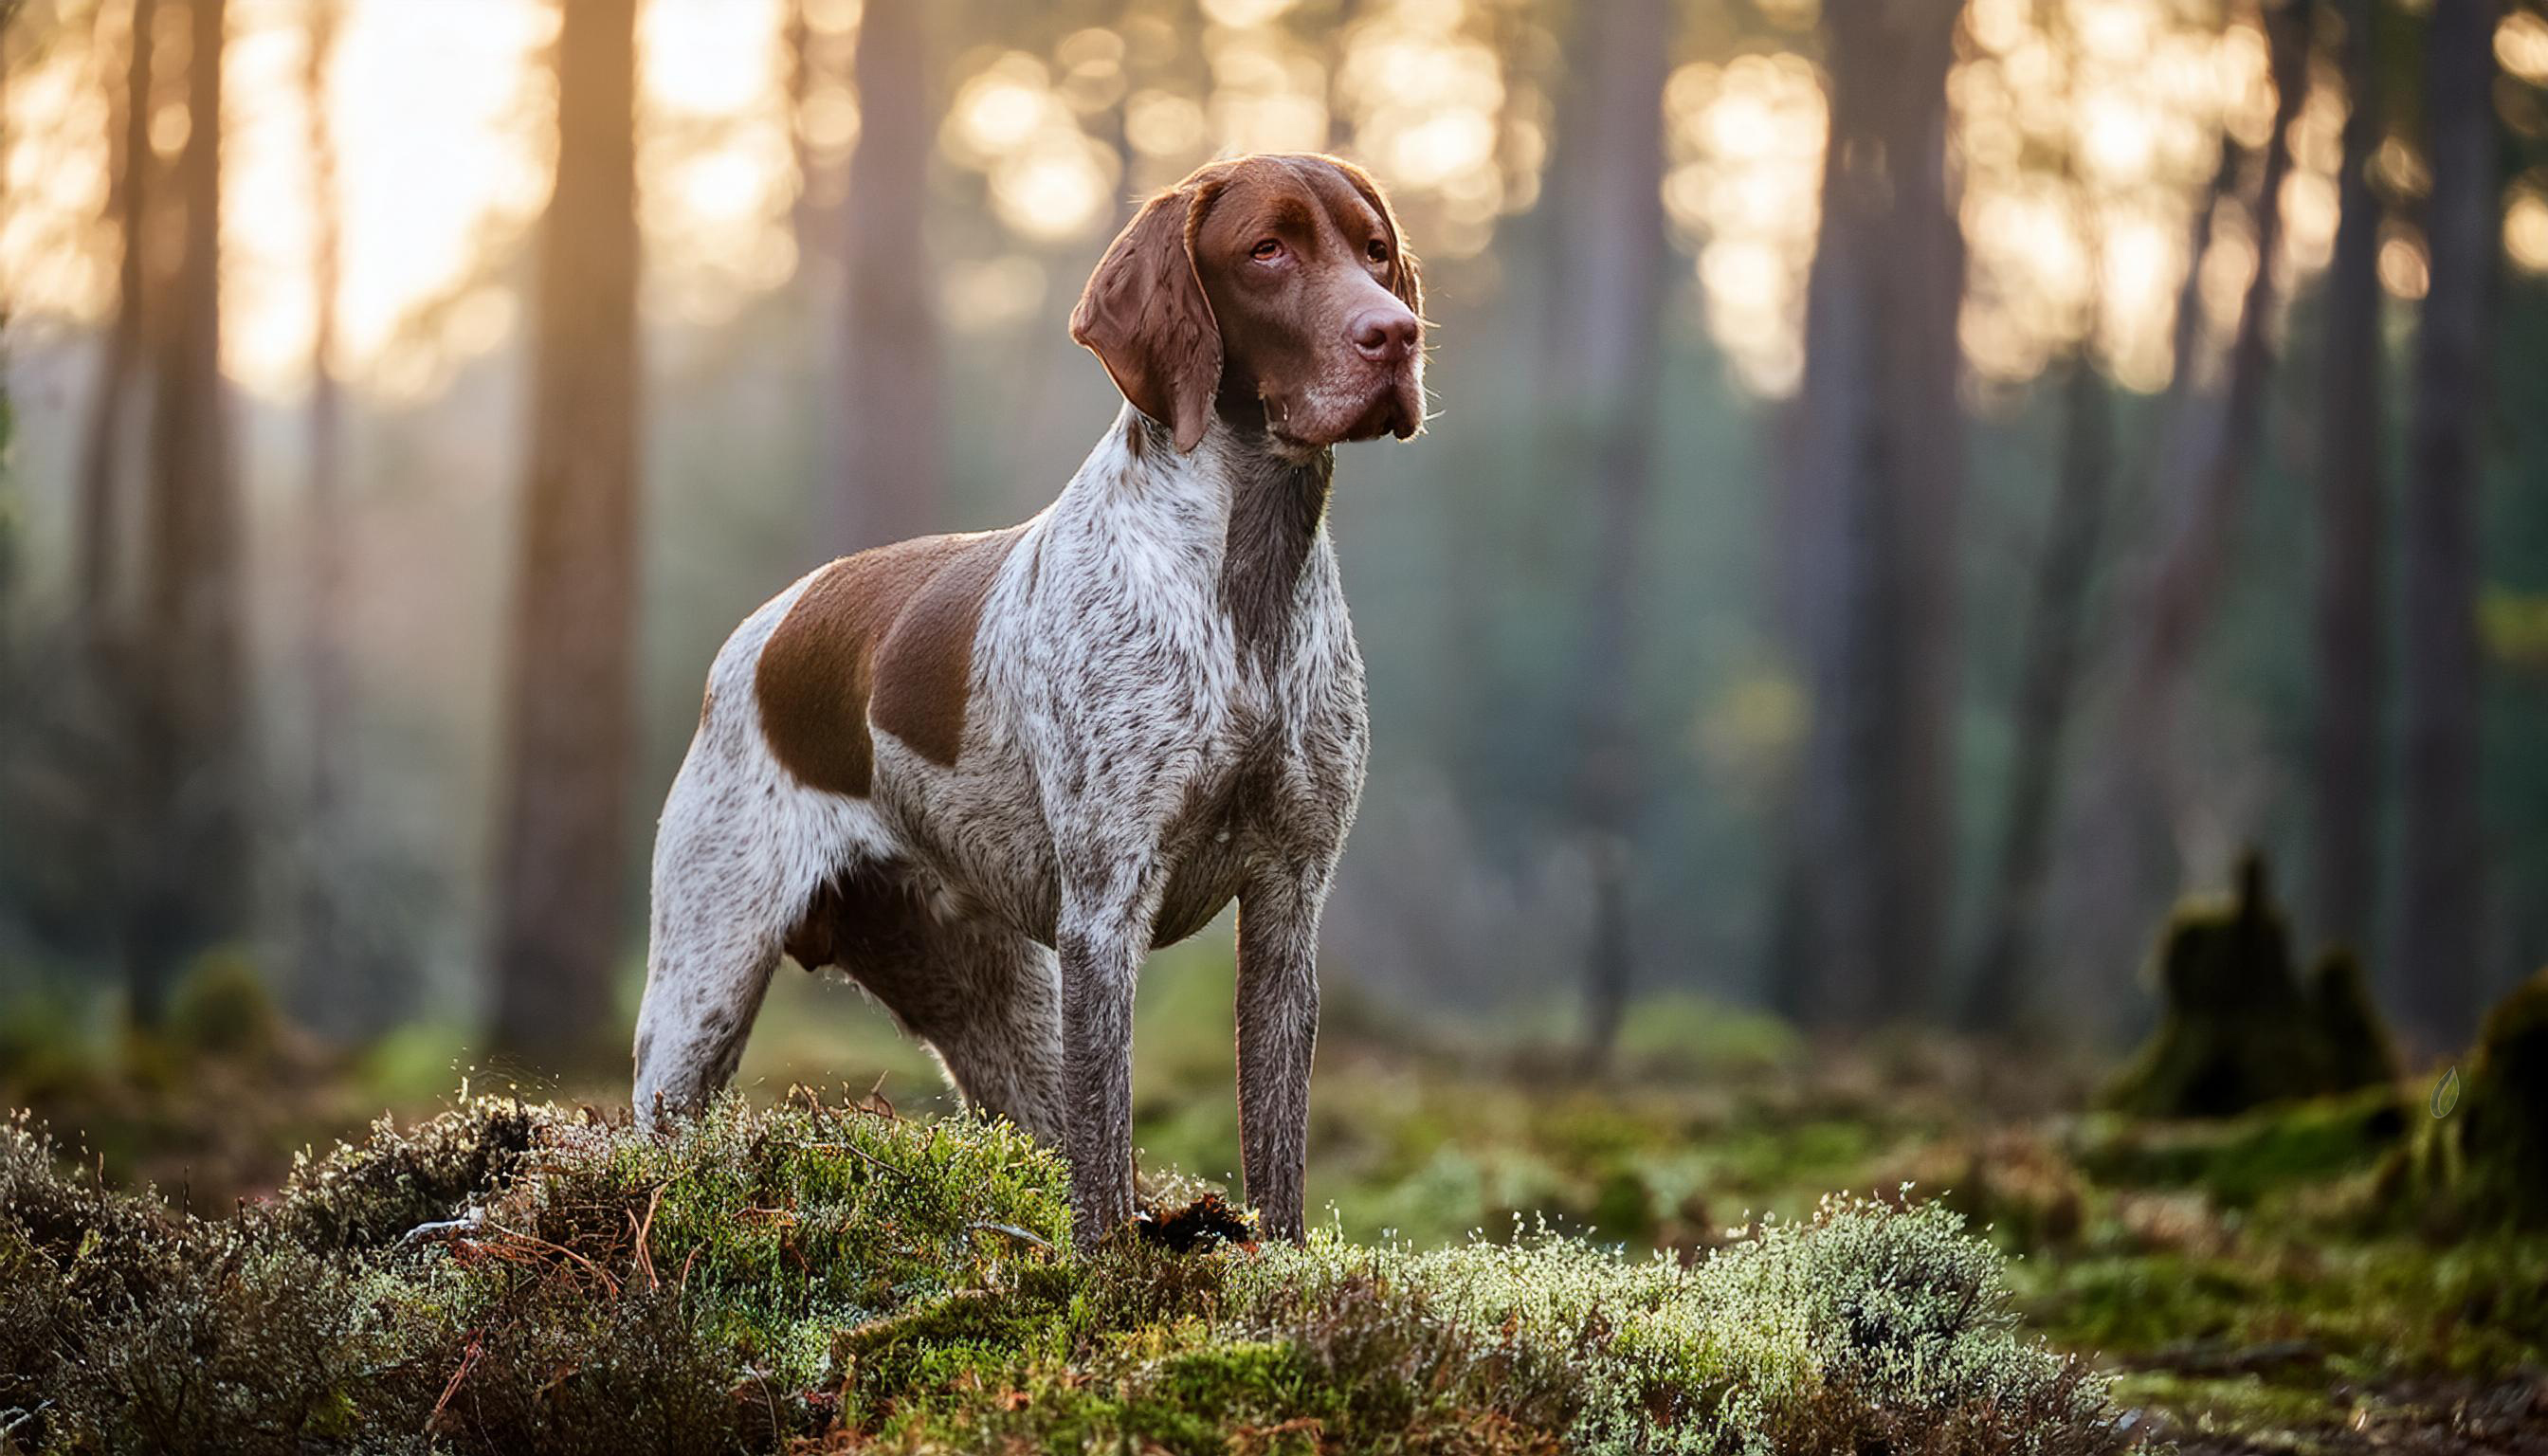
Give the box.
[1250,239,1283,261]
[1366,239,1389,263]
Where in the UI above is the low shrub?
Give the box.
[0,1096,2135,1455]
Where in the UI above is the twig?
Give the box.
[629,1184,664,1293]
[965,1221,1057,1253]
[485,1224,621,1296]
[393,1207,485,1254]
[427,1332,482,1430]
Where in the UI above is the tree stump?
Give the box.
[2104,853,2398,1119]
[2392,967,2548,1230]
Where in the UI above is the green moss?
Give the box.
[2071,1085,2406,1209]
[2391,967,2548,1230]
[2105,853,2398,1119]
[269,1096,567,1252]
[0,1097,2136,1455]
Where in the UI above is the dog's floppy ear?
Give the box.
[1071,183,1223,452]
[1331,156,1423,318]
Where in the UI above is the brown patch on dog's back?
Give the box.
[872,530,1021,766]
[755,529,1021,795]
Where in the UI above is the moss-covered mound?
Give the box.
[2104,853,2398,1119]
[2389,967,2548,1232]
[0,1093,2138,1455]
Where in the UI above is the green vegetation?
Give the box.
[0,1094,2125,1455]
[7,948,2547,1451]
[2103,854,2397,1119]
[2386,966,2548,1232]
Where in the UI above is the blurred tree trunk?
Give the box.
[829,0,938,552]
[128,0,246,1026]
[296,0,363,1031]
[2058,136,2236,1015]
[489,0,642,1061]
[2124,0,2304,797]
[2312,0,2385,959]
[2084,0,2304,983]
[1772,0,1966,1028]
[2392,0,2497,1047]
[1965,350,2111,1031]
[1547,0,1669,1070]
[77,0,155,624]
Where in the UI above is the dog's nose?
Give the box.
[1349,306,1419,365]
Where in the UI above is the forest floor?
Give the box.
[1,944,2542,1452]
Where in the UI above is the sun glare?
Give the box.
[6,0,2538,407]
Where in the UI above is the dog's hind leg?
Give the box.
[791,868,1067,1145]
[917,934,1065,1146]
[632,716,839,1128]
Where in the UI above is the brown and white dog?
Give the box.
[631,154,1426,1247]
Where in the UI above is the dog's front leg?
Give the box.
[1236,861,1328,1243]
[1057,856,1160,1249]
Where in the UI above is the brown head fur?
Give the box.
[1070,154,1425,452]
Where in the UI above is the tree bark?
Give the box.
[76,0,155,624]
[828,0,938,553]
[2075,0,2306,995]
[297,0,365,1032]
[128,0,246,1025]
[1964,349,2112,1030]
[1773,0,1967,1028]
[2311,0,2386,959]
[2121,0,2305,809]
[489,0,643,1061]
[2392,0,2497,1047]
[1547,0,1669,1070]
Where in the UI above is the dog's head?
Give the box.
[1070,153,1426,455]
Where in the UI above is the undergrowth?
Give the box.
[0,1094,2132,1455]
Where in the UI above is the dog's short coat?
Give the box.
[632,154,1426,1247]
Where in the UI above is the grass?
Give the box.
[0,1093,2129,1455]
[4,945,2545,1450]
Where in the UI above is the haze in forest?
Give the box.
[3,0,2546,1072]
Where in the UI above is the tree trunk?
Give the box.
[1547,0,1669,1071]
[1773,0,1966,1028]
[489,0,642,1062]
[1964,350,2113,1030]
[2311,0,2386,960]
[2392,0,2497,1048]
[76,0,155,624]
[128,0,246,1026]
[2072,0,2306,1001]
[2120,0,2305,827]
[297,0,365,1033]
[829,0,938,553]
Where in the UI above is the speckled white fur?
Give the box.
[634,404,1369,1247]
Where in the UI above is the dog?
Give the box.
[630,153,1426,1247]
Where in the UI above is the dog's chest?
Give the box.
[1146,718,1301,946]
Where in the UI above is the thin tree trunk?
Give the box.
[2118,0,2305,856]
[489,0,642,1061]
[829,0,937,552]
[2392,0,2497,1047]
[2311,0,2386,958]
[77,0,155,624]
[130,0,245,1025]
[2060,136,2239,1020]
[297,0,360,1031]
[1773,0,1966,1028]
[1554,0,1670,1070]
[1964,349,2112,1030]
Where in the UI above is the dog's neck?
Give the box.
[1110,407,1335,669]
